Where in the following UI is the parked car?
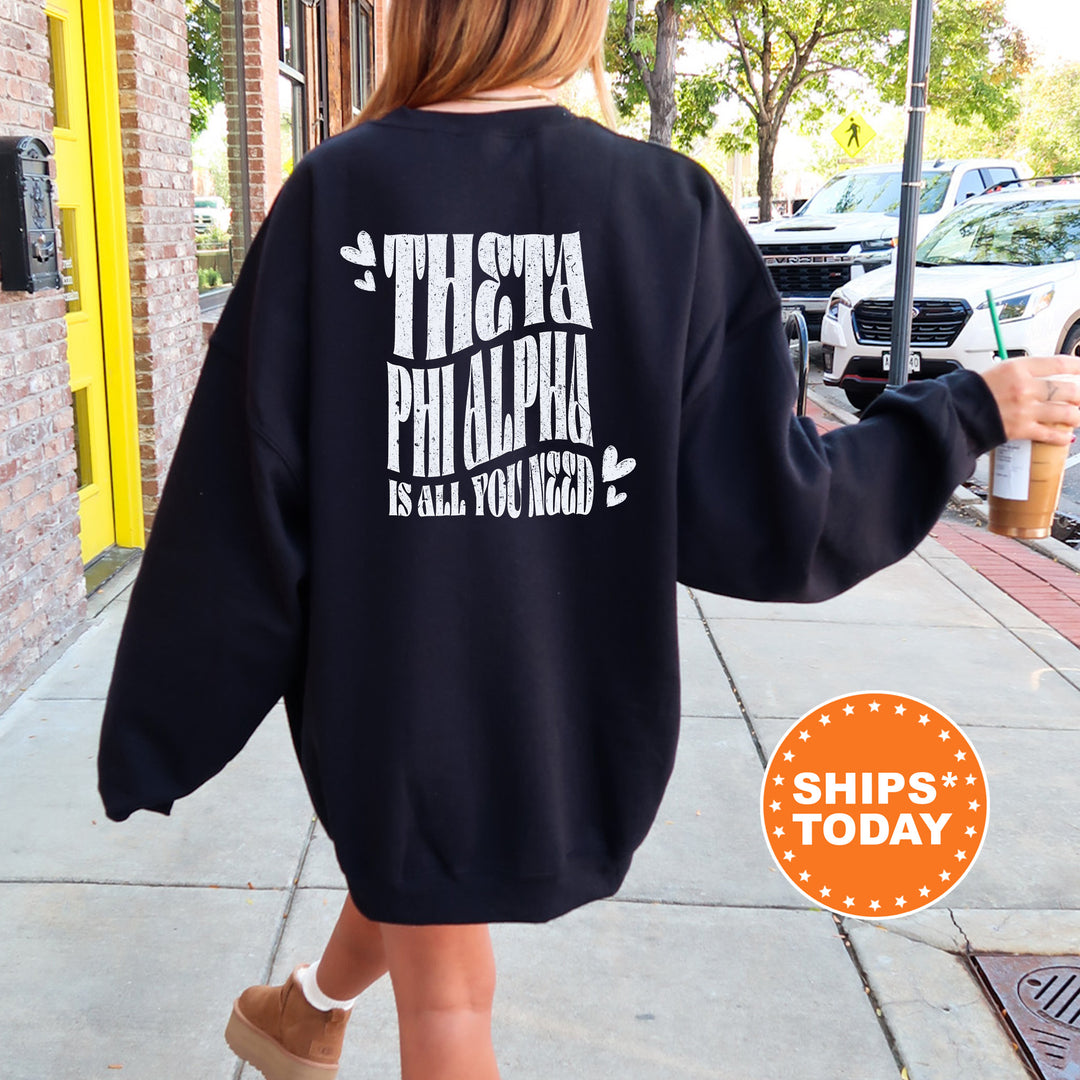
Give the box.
[194,195,232,234]
[749,159,1028,336]
[820,180,1080,409]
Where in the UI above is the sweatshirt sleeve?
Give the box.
[676,178,1006,602]
[97,167,312,822]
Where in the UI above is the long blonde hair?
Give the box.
[354,0,616,128]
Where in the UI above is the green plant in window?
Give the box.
[196,226,232,250]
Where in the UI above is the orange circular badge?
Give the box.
[761,692,988,918]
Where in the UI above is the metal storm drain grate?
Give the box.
[974,955,1080,1078]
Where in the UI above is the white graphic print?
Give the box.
[601,446,637,507]
[339,231,377,291]
[342,231,635,518]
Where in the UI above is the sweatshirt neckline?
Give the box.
[376,104,577,135]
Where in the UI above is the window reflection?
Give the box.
[350,0,373,115]
[917,199,1080,267]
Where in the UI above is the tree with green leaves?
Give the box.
[1013,61,1080,177]
[187,0,223,137]
[607,1,716,149]
[607,0,1030,222]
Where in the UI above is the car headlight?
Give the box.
[856,239,897,264]
[859,239,897,253]
[826,295,853,321]
[977,286,1056,322]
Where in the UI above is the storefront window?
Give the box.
[189,0,351,298]
[188,0,237,295]
[350,0,373,114]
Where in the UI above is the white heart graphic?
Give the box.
[606,487,627,508]
[602,445,636,482]
[341,231,377,290]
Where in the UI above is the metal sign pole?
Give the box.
[888,0,934,390]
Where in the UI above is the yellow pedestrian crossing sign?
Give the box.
[833,113,876,157]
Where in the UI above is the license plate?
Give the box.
[882,351,921,374]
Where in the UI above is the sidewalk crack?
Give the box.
[835,913,912,1078]
[232,814,318,1080]
[948,908,974,957]
[688,589,768,769]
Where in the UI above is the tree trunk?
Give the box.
[647,1,679,146]
[757,122,778,223]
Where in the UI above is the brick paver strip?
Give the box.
[929,520,1080,648]
[808,398,1080,645]
[807,400,841,433]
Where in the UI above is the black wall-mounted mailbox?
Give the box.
[0,136,62,293]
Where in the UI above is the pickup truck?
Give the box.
[748,159,1028,336]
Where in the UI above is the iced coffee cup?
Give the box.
[988,375,1080,538]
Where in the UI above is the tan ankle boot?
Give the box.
[225,966,352,1080]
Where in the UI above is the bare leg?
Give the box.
[314,893,389,1000]
[381,922,500,1080]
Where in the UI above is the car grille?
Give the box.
[758,241,854,256]
[852,299,972,347]
[758,242,855,297]
[768,263,852,295]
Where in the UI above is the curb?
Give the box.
[806,387,859,428]
[947,484,1080,574]
[806,387,1080,575]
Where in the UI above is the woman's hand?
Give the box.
[980,355,1080,445]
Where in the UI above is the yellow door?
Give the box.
[47,0,116,562]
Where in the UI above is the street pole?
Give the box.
[888,0,934,390]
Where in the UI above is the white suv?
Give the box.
[750,159,1028,336]
[820,181,1080,409]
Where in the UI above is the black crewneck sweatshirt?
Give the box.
[97,106,1005,923]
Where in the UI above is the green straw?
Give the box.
[986,288,1009,361]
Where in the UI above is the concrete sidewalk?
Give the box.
[2,521,1079,1078]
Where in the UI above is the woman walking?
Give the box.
[97,1,1080,1077]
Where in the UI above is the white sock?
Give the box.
[297,961,359,1012]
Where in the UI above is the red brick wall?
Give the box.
[373,0,387,80]
[0,1,86,700]
[113,0,203,531]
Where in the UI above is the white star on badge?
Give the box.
[783,750,795,762]
[955,849,967,862]
[968,800,980,811]
[799,870,810,882]
[939,869,951,882]
[965,775,977,785]
[919,886,931,898]
[965,826,977,838]
[773,775,784,786]
[783,850,795,862]
[770,801,781,812]
[843,704,855,716]
[918,714,930,725]
[894,704,906,715]
[955,750,966,761]
[895,896,906,908]
[819,713,831,726]
[939,729,951,741]
[773,826,785,838]
[820,886,831,898]
[869,899,880,911]
[843,896,855,908]
[798,730,810,742]
[868,701,880,712]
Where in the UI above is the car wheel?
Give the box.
[844,385,881,411]
[1064,322,1080,357]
